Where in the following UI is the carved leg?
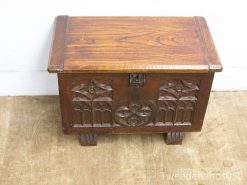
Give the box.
[164,132,184,145]
[79,133,97,146]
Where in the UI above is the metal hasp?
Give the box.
[129,73,146,87]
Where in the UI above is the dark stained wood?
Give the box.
[57,73,213,135]
[165,132,184,145]
[48,16,222,73]
[79,133,97,146]
[48,16,223,145]
[48,16,68,72]
[195,17,222,72]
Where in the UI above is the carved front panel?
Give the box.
[157,80,199,126]
[71,80,113,126]
[70,77,200,128]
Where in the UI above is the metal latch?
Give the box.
[129,73,146,87]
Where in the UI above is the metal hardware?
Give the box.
[129,73,146,87]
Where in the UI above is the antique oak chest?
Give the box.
[48,16,222,146]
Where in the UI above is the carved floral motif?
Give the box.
[71,80,113,126]
[159,80,199,100]
[115,102,153,126]
[71,80,112,101]
[157,79,200,125]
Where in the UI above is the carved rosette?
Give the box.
[114,102,153,126]
[71,80,113,101]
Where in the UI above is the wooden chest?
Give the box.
[48,16,222,146]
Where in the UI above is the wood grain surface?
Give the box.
[0,92,246,184]
[48,16,222,73]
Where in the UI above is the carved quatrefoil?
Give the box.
[115,102,153,126]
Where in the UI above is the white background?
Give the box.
[0,0,246,95]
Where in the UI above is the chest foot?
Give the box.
[165,132,184,145]
[79,133,97,146]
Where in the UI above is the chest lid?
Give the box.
[48,16,222,73]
